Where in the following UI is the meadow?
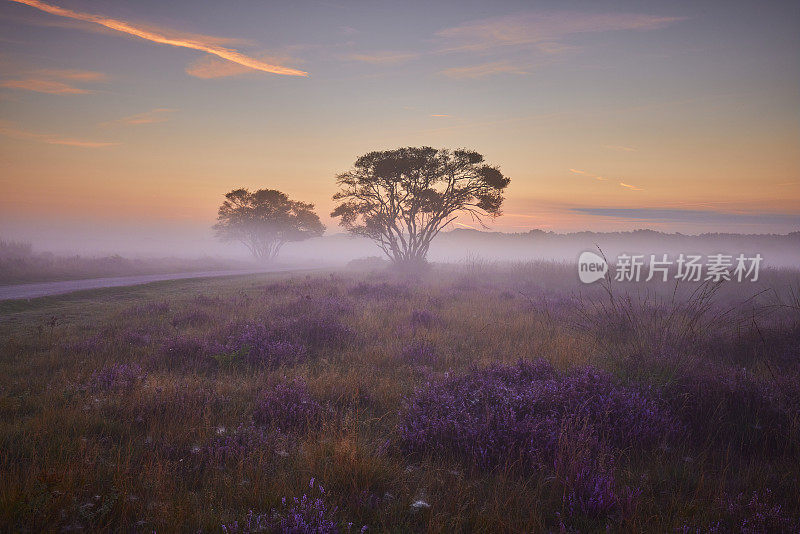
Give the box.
[0,240,253,286]
[1,262,798,533]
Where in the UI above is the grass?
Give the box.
[0,239,255,286]
[0,263,798,532]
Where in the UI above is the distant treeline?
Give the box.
[0,240,252,286]
[427,229,800,267]
[279,229,800,268]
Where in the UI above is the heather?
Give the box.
[1,263,799,532]
[254,379,323,432]
[398,361,678,471]
[221,479,364,533]
[88,363,146,392]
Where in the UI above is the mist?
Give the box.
[4,220,799,270]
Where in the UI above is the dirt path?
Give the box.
[0,268,291,301]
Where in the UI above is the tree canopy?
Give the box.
[331,147,510,265]
[214,188,324,261]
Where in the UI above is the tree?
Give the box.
[214,188,324,261]
[331,147,510,266]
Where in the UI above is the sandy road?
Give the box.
[0,268,292,301]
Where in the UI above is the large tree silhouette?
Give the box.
[331,147,510,266]
[214,188,324,261]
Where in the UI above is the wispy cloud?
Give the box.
[103,108,176,126]
[573,207,800,226]
[430,114,450,117]
[569,168,607,181]
[9,0,308,77]
[185,52,303,79]
[0,68,106,94]
[619,182,643,191]
[0,120,118,148]
[604,144,637,152]
[437,12,684,52]
[344,51,417,64]
[441,60,528,79]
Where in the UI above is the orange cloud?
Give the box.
[604,144,637,152]
[0,79,88,94]
[185,53,302,79]
[441,60,528,79]
[0,121,118,148]
[430,114,450,117]
[0,68,106,94]
[9,0,308,77]
[104,108,176,126]
[36,69,107,81]
[569,168,607,181]
[619,182,643,191]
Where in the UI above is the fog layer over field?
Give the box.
[4,227,800,265]
[2,228,799,286]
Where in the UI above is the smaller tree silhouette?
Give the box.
[214,188,324,261]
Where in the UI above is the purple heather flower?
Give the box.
[88,363,146,392]
[254,379,323,432]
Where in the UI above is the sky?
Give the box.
[1,0,798,254]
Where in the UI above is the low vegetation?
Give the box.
[0,263,798,532]
[0,239,251,286]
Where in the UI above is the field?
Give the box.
[0,240,254,286]
[1,263,799,533]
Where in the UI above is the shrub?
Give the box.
[121,328,152,346]
[679,490,799,533]
[398,360,678,472]
[254,379,323,432]
[288,315,352,349]
[215,322,307,368]
[554,420,640,522]
[221,478,365,534]
[722,490,798,534]
[663,363,799,453]
[88,363,146,392]
[205,423,275,465]
[158,335,217,372]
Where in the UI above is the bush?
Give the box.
[205,423,275,465]
[288,315,352,349]
[214,322,307,368]
[221,479,365,534]
[88,363,146,393]
[398,360,678,472]
[158,335,217,372]
[254,379,323,432]
[663,363,799,453]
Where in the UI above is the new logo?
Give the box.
[578,251,608,284]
